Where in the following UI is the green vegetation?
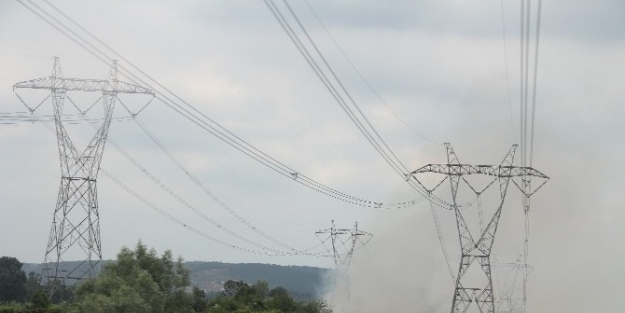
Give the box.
[185,262,328,298]
[206,280,331,313]
[1,243,331,313]
[65,241,202,313]
[0,256,60,312]
[0,257,27,304]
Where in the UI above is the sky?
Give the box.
[1,1,624,312]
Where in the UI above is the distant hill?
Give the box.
[23,261,330,299]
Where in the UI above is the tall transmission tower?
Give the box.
[408,143,548,313]
[316,220,372,313]
[13,57,154,296]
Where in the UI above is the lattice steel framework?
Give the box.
[491,256,532,313]
[408,143,548,313]
[13,57,154,296]
[316,221,372,313]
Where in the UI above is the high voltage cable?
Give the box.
[518,1,542,311]
[500,0,516,141]
[529,1,542,167]
[26,108,328,258]
[46,0,446,209]
[263,0,478,212]
[25,111,306,257]
[124,103,309,255]
[14,0,470,284]
[266,0,475,281]
[263,0,450,204]
[302,0,442,147]
[428,198,455,283]
[150,102,327,227]
[265,0,408,179]
[18,0,431,210]
[12,79,316,257]
[13,0,423,259]
[81,97,316,256]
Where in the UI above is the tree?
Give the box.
[210,280,331,313]
[68,241,207,313]
[31,290,51,309]
[0,256,27,303]
[266,287,295,312]
[25,271,42,301]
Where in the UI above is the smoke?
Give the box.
[320,201,453,312]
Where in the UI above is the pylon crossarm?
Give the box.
[14,77,154,94]
[511,177,549,197]
[411,164,548,179]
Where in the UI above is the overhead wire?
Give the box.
[263,1,488,284]
[102,103,336,256]
[518,1,543,311]
[500,0,516,141]
[14,0,428,260]
[264,0,460,210]
[529,1,542,167]
[152,101,327,227]
[302,0,441,147]
[13,2,490,282]
[264,0,407,180]
[16,91,296,256]
[10,63,325,258]
[282,0,412,176]
[122,102,312,255]
[18,0,431,211]
[25,110,309,257]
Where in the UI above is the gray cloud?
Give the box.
[1,1,624,312]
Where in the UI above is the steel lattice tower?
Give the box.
[491,256,532,313]
[316,221,372,313]
[13,57,154,296]
[408,143,548,313]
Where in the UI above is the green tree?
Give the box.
[68,241,207,313]
[266,287,295,312]
[31,290,51,309]
[0,256,27,303]
[25,272,42,301]
[253,280,269,301]
[210,280,330,313]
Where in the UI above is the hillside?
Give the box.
[23,261,330,298]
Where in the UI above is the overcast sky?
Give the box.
[1,1,624,312]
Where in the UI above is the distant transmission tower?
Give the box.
[408,143,548,313]
[13,57,154,296]
[316,220,372,313]
[491,256,532,313]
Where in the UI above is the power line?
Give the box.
[529,0,542,167]
[12,58,322,259]
[263,0,464,211]
[266,0,409,179]
[17,0,431,211]
[517,1,543,311]
[26,109,329,258]
[302,0,441,147]
[500,0,516,141]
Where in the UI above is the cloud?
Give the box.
[1,1,624,311]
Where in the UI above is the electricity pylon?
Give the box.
[408,143,548,313]
[491,256,532,313]
[13,57,154,296]
[316,220,372,313]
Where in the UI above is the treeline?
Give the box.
[0,256,59,313]
[0,243,331,313]
[185,262,329,298]
[22,260,329,299]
